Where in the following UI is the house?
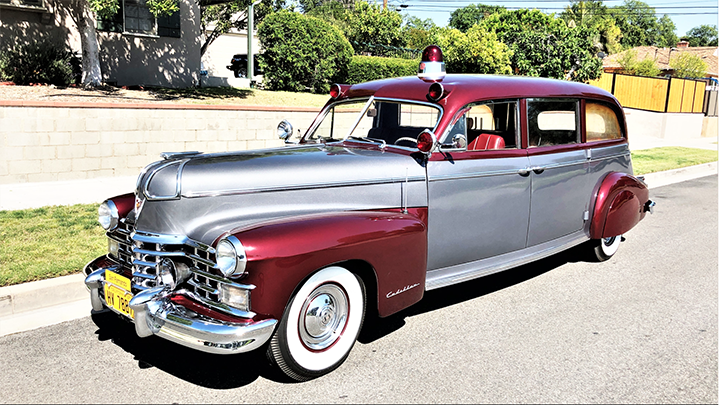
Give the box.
[0,0,201,88]
[602,41,718,80]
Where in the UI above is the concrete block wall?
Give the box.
[0,103,320,185]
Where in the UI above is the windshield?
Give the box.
[305,98,442,147]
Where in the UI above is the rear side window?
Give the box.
[586,102,623,142]
[527,99,579,147]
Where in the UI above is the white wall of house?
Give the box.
[200,28,260,88]
[0,0,201,88]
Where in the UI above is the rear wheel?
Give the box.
[589,235,621,262]
[267,266,366,381]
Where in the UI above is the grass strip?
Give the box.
[0,147,716,287]
[631,147,718,175]
[0,204,105,287]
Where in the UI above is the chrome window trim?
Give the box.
[302,96,444,147]
[438,99,521,149]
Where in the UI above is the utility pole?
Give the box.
[247,0,261,88]
[384,0,387,9]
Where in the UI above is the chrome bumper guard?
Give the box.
[84,263,277,355]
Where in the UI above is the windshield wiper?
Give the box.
[346,136,387,149]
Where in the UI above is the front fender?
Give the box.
[590,172,650,239]
[224,209,428,320]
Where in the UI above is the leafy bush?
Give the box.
[431,25,512,75]
[670,53,708,79]
[617,49,661,77]
[0,40,75,86]
[258,10,353,94]
[346,55,418,84]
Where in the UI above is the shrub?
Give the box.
[617,49,661,77]
[430,25,512,75]
[258,11,353,94]
[0,40,75,86]
[346,55,418,84]
[670,53,708,79]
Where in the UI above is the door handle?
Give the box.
[518,168,530,176]
[531,166,545,174]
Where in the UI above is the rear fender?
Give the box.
[590,172,650,239]
[224,209,428,320]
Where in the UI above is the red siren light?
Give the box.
[418,45,446,81]
[417,129,437,154]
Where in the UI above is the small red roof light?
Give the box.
[417,130,437,154]
[427,82,444,102]
[422,45,443,63]
[418,45,446,80]
[329,83,342,99]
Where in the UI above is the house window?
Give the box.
[97,0,180,38]
[0,0,46,8]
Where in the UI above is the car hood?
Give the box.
[135,143,428,243]
[177,143,425,198]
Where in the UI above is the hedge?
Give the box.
[345,55,418,84]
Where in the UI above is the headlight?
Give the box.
[98,201,119,230]
[216,236,247,278]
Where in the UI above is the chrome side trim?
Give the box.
[132,231,215,254]
[182,176,426,199]
[429,168,523,182]
[426,230,588,290]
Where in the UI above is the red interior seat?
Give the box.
[468,134,505,151]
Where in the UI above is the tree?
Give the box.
[343,1,404,55]
[685,25,719,47]
[656,15,678,48]
[448,3,506,33]
[430,25,512,74]
[481,9,603,82]
[560,0,622,54]
[670,53,708,79]
[609,0,660,48]
[55,0,178,87]
[402,15,436,50]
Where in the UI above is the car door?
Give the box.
[525,98,590,247]
[426,100,532,272]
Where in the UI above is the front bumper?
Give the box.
[83,258,277,355]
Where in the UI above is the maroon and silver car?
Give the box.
[84,46,655,381]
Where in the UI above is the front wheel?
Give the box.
[589,235,621,262]
[267,266,366,381]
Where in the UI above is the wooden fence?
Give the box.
[588,73,707,114]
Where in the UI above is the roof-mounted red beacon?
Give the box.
[418,45,446,81]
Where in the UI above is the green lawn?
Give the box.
[150,87,330,107]
[631,147,718,175]
[1,146,716,287]
[0,205,106,286]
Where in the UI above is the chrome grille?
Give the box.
[106,221,223,299]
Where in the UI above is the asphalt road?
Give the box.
[1,176,717,404]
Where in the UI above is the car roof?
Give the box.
[343,74,620,110]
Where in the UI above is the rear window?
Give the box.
[586,102,623,142]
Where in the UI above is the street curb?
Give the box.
[1,163,717,337]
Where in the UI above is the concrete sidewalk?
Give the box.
[0,135,717,337]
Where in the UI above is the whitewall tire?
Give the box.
[267,266,366,381]
[591,235,622,262]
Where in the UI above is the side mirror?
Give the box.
[442,134,467,149]
[277,120,294,142]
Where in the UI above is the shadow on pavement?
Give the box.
[91,241,592,387]
[90,313,296,389]
[358,242,590,344]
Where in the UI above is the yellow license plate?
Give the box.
[104,270,134,318]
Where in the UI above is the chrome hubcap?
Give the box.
[603,236,617,246]
[300,284,348,350]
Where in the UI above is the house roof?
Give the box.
[603,46,719,78]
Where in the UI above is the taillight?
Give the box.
[330,83,342,99]
[417,130,437,154]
